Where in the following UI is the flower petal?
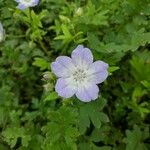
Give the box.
[89,70,108,84]
[51,56,75,77]
[55,78,77,98]
[71,45,93,67]
[87,60,109,84]
[18,4,27,10]
[76,83,99,102]
[89,60,108,73]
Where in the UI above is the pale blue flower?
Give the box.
[0,22,5,42]
[15,0,39,10]
[51,45,109,102]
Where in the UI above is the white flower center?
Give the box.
[72,68,87,83]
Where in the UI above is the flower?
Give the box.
[51,45,109,102]
[0,22,5,42]
[15,0,39,10]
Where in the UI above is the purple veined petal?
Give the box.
[89,60,109,73]
[71,45,93,68]
[87,60,109,84]
[75,83,99,102]
[55,78,77,98]
[51,56,76,78]
[18,3,27,10]
[89,70,108,84]
[15,0,20,2]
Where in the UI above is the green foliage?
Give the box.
[78,98,109,134]
[130,50,150,82]
[42,106,79,150]
[124,125,149,150]
[2,127,31,148]
[0,0,150,150]
[32,57,49,70]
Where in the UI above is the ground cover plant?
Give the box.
[0,0,150,150]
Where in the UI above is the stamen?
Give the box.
[73,68,87,83]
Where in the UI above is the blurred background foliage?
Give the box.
[0,0,150,150]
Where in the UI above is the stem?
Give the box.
[28,9,50,57]
[38,39,51,57]
[28,8,32,24]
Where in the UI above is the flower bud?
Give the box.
[43,83,53,92]
[43,72,53,81]
[74,8,83,17]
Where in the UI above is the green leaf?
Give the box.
[78,99,109,133]
[92,145,111,150]
[131,31,150,51]
[0,144,9,150]
[123,126,149,150]
[2,127,31,148]
[98,112,109,123]
[44,92,58,102]
[108,66,120,75]
[42,106,79,150]
[130,51,150,82]
[90,126,110,143]
[32,57,49,70]
[141,80,150,89]
[78,104,91,134]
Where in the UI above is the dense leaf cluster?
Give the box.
[0,0,150,150]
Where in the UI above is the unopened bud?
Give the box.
[43,83,53,91]
[74,8,83,17]
[43,72,53,80]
